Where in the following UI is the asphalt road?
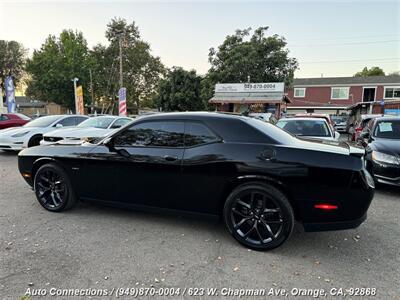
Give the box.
[0,151,399,300]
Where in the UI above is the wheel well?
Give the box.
[28,134,43,147]
[219,177,301,221]
[32,158,57,179]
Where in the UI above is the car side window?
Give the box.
[185,122,219,147]
[114,121,185,148]
[0,114,9,121]
[111,118,131,129]
[75,116,88,125]
[56,117,76,127]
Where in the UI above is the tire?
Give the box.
[223,182,294,251]
[28,135,42,147]
[33,163,77,212]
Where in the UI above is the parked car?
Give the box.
[0,113,31,129]
[18,112,374,250]
[276,117,340,141]
[249,113,277,124]
[41,116,133,145]
[331,115,348,133]
[294,113,335,132]
[351,114,382,141]
[0,115,88,151]
[358,116,400,186]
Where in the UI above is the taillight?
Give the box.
[314,204,338,211]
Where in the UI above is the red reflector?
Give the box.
[314,204,338,210]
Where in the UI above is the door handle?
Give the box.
[163,155,178,161]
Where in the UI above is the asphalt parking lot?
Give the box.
[0,151,399,299]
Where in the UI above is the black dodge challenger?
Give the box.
[18,112,375,250]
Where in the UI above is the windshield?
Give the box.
[23,115,61,127]
[78,117,115,129]
[331,116,346,123]
[246,118,296,144]
[276,119,331,137]
[373,120,400,139]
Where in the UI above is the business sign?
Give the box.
[215,82,285,93]
[385,108,400,115]
[75,85,85,115]
[5,76,16,113]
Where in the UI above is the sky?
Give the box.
[0,0,399,78]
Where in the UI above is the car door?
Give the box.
[111,120,185,209]
[180,121,225,214]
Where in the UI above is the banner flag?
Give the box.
[119,87,127,116]
[5,76,16,113]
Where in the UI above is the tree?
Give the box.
[207,27,298,85]
[155,67,204,111]
[0,40,27,101]
[26,30,91,110]
[354,66,385,77]
[94,17,165,113]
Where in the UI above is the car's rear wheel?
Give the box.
[34,163,77,212]
[223,182,294,251]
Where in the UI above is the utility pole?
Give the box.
[71,77,79,114]
[118,34,123,88]
[89,69,94,114]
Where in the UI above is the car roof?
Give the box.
[136,111,249,122]
[373,116,400,122]
[279,117,328,122]
[295,113,330,118]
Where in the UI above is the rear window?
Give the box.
[15,113,31,120]
[246,118,296,144]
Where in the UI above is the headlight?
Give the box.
[11,131,30,138]
[372,151,400,165]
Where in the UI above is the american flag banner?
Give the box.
[118,87,127,116]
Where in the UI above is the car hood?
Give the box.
[370,138,400,156]
[0,126,41,137]
[44,127,111,138]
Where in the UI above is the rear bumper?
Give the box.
[303,213,367,232]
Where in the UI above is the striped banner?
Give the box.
[119,87,127,116]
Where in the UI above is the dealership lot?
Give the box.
[0,152,399,299]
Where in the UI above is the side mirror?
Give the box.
[334,131,340,140]
[360,131,370,139]
[55,123,63,128]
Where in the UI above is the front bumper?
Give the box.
[0,137,24,151]
[372,161,400,187]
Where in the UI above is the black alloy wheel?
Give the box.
[34,163,77,212]
[224,182,294,250]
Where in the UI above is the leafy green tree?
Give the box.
[94,17,165,113]
[0,40,27,100]
[201,27,298,107]
[207,27,298,85]
[155,67,204,111]
[354,66,385,77]
[26,30,91,110]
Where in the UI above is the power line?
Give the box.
[300,58,400,64]
[289,33,399,43]
[291,39,400,47]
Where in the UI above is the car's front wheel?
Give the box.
[34,163,77,212]
[223,182,294,251]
